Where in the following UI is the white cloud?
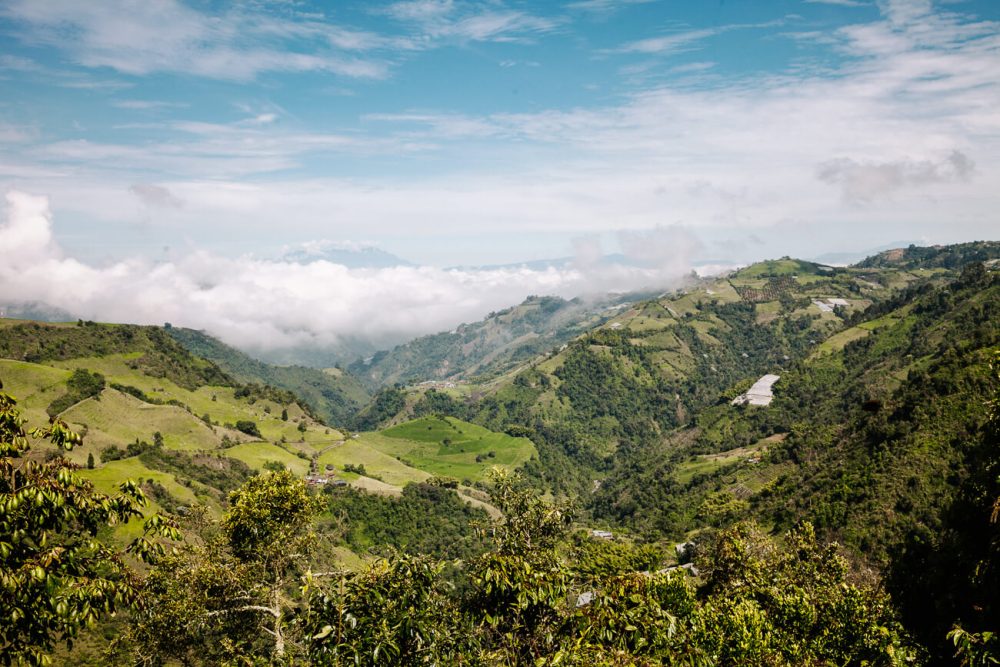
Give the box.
[0,0,390,81]
[0,191,693,352]
[1,0,997,266]
[380,1,559,43]
[611,20,786,55]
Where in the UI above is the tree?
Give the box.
[234,420,261,438]
[0,389,175,665]
[86,452,94,469]
[117,472,320,663]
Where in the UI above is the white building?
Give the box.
[732,374,780,407]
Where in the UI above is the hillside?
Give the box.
[355,257,954,490]
[344,249,999,661]
[855,240,1000,270]
[347,293,650,391]
[0,320,536,529]
[165,326,370,426]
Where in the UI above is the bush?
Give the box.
[234,420,261,438]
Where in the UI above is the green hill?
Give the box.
[855,240,1000,270]
[165,326,370,426]
[354,255,955,493]
[0,321,532,524]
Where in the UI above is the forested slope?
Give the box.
[348,293,642,390]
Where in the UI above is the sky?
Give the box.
[0,0,998,354]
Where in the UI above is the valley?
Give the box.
[2,241,998,665]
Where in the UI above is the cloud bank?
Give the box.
[0,191,695,354]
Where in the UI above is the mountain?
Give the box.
[0,300,76,322]
[165,326,370,427]
[278,240,414,269]
[5,242,1000,664]
[347,292,659,392]
[343,244,1000,660]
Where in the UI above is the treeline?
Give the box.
[0,321,230,390]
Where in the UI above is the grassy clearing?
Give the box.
[811,327,871,358]
[734,259,822,278]
[755,301,782,324]
[223,442,311,476]
[0,359,70,425]
[703,281,743,303]
[59,390,224,467]
[318,437,431,487]
[375,416,536,482]
[80,457,205,540]
[672,436,778,486]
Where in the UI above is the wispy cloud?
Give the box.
[112,100,190,111]
[0,0,391,81]
[380,0,560,43]
[610,20,787,55]
[1,0,997,273]
[566,0,656,16]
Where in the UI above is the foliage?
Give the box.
[46,368,105,417]
[117,473,321,664]
[324,482,486,559]
[0,390,175,665]
[234,419,261,438]
[303,554,467,665]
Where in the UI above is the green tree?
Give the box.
[117,472,320,663]
[0,390,174,665]
[234,420,261,438]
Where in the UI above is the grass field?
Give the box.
[810,327,871,358]
[672,437,777,485]
[0,359,71,425]
[374,416,537,482]
[224,442,311,476]
[79,457,210,540]
[317,437,432,487]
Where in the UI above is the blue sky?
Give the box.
[0,0,998,351]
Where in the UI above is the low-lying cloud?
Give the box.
[0,191,695,355]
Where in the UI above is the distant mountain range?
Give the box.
[277,240,414,269]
